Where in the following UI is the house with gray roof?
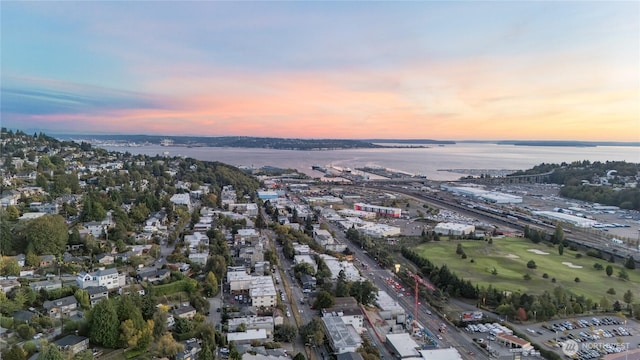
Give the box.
[43,295,78,319]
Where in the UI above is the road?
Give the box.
[319,215,488,360]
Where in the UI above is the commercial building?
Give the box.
[385,333,421,359]
[533,211,598,228]
[354,203,401,218]
[227,329,268,344]
[321,297,364,333]
[322,316,363,354]
[433,223,475,236]
[441,185,522,204]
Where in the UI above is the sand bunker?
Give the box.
[505,254,520,259]
[562,262,583,269]
[528,249,550,255]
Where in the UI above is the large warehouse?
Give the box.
[533,211,598,228]
[441,185,522,204]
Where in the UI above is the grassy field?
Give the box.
[413,237,639,302]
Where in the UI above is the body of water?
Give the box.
[102,143,639,181]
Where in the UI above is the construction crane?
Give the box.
[405,270,435,325]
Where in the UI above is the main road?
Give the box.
[321,216,488,360]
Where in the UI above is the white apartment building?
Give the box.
[76,268,126,290]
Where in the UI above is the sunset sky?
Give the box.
[2,1,639,141]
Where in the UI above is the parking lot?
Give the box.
[511,316,640,359]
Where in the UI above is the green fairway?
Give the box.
[413,237,639,302]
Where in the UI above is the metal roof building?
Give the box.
[322,316,362,354]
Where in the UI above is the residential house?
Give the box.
[173,305,197,320]
[13,254,26,267]
[119,284,146,296]
[39,255,56,267]
[13,310,36,324]
[29,202,59,214]
[43,295,78,319]
[0,279,21,293]
[228,316,275,338]
[76,268,126,290]
[238,244,264,267]
[0,190,20,207]
[235,229,259,245]
[188,252,209,265]
[184,232,209,250]
[86,286,109,307]
[82,221,105,238]
[170,193,191,210]
[176,343,202,360]
[54,335,89,355]
[221,185,237,205]
[137,268,170,283]
[96,253,114,265]
[300,274,317,291]
[30,279,62,292]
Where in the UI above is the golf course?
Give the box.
[413,237,639,302]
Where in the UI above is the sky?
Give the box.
[1,1,639,141]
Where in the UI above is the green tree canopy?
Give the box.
[89,298,120,348]
[24,215,68,255]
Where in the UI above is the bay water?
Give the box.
[102,143,639,181]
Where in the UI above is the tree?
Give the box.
[624,256,636,270]
[16,324,35,340]
[313,290,335,309]
[350,280,378,306]
[157,333,184,358]
[613,300,622,312]
[74,289,90,310]
[274,324,298,343]
[24,215,68,255]
[0,257,21,276]
[600,296,610,312]
[37,344,64,360]
[89,298,120,348]
[553,224,564,245]
[2,345,27,360]
[26,252,40,268]
[623,290,634,309]
[293,353,306,360]
[606,265,613,277]
[526,260,537,269]
[618,268,629,281]
[558,242,564,256]
[152,310,168,339]
[203,272,219,297]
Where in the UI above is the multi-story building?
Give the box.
[76,268,126,290]
[249,276,277,308]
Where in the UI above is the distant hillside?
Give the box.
[511,161,640,210]
[57,134,385,150]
